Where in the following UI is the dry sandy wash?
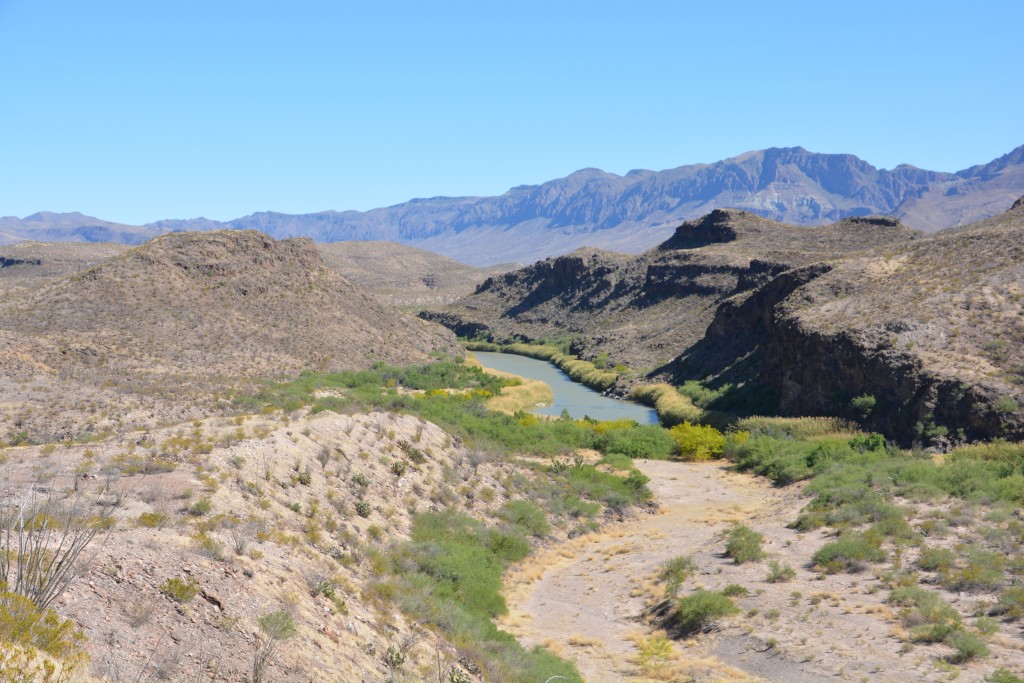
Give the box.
[501,460,1023,683]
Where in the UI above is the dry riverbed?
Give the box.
[501,460,1021,683]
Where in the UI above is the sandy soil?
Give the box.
[502,460,1022,683]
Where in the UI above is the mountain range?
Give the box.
[2,145,1023,265]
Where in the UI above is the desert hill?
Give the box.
[0,230,459,441]
[315,240,513,308]
[423,210,921,371]
[424,204,1024,444]
[5,144,1023,265]
[0,240,130,294]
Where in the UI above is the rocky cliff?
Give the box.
[427,203,1024,444]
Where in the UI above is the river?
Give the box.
[472,351,658,424]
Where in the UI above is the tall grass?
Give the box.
[629,384,703,427]
[464,341,619,391]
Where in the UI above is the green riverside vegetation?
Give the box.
[234,354,1024,674]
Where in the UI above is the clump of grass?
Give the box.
[766,560,796,583]
[629,384,703,427]
[724,524,765,564]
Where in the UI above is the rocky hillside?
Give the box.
[424,209,920,371]
[315,240,513,308]
[0,230,459,441]
[426,203,1024,444]
[6,145,1023,265]
[673,200,1024,444]
[0,240,129,294]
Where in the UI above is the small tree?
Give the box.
[251,610,296,683]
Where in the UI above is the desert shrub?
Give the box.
[991,585,1024,620]
[890,586,961,637]
[188,497,212,516]
[973,616,1000,636]
[669,422,725,461]
[850,394,877,419]
[724,525,764,564]
[355,502,372,518]
[252,610,297,683]
[729,436,815,485]
[599,424,676,460]
[160,576,199,603]
[848,432,885,452]
[669,590,739,636]
[658,556,697,598]
[945,628,989,663]
[498,500,550,538]
[942,548,1005,591]
[917,546,956,573]
[720,584,748,597]
[388,510,583,682]
[812,532,885,573]
[0,589,88,682]
[766,560,796,583]
[137,511,169,528]
[988,669,1024,683]
[564,465,651,512]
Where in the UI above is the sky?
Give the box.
[1,0,1021,225]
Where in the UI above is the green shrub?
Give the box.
[988,669,1024,683]
[945,628,989,663]
[766,560,796,583]
[917,546,956,573]
[991,585,1024,620]
[658,556,697,598]
[600,424,676,460]
[188,497,212,516]
[942,548,1006,591]
[355,501,372,518]
[724,525,765,564]
[812,532,885,572]
[720,584,748,597]
[669,590,739,636]
[137,511,168,528]
[850,394,877,419]
[0,589,88,678]
[890,586,961,635]
[669,422,725,461]
[160,576,199,603]
[498,500,550,538]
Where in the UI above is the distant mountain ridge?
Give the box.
[4,145,1023,265]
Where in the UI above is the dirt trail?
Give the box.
[501,460,826,682]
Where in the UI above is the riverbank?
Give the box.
[463,340,619,392]
[465,352,554,414]
[473,350,658,424]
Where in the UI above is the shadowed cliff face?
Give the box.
[426,202,1024,445]
[423,210,919,371]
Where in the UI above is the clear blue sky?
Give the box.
[1,0,1021,225]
